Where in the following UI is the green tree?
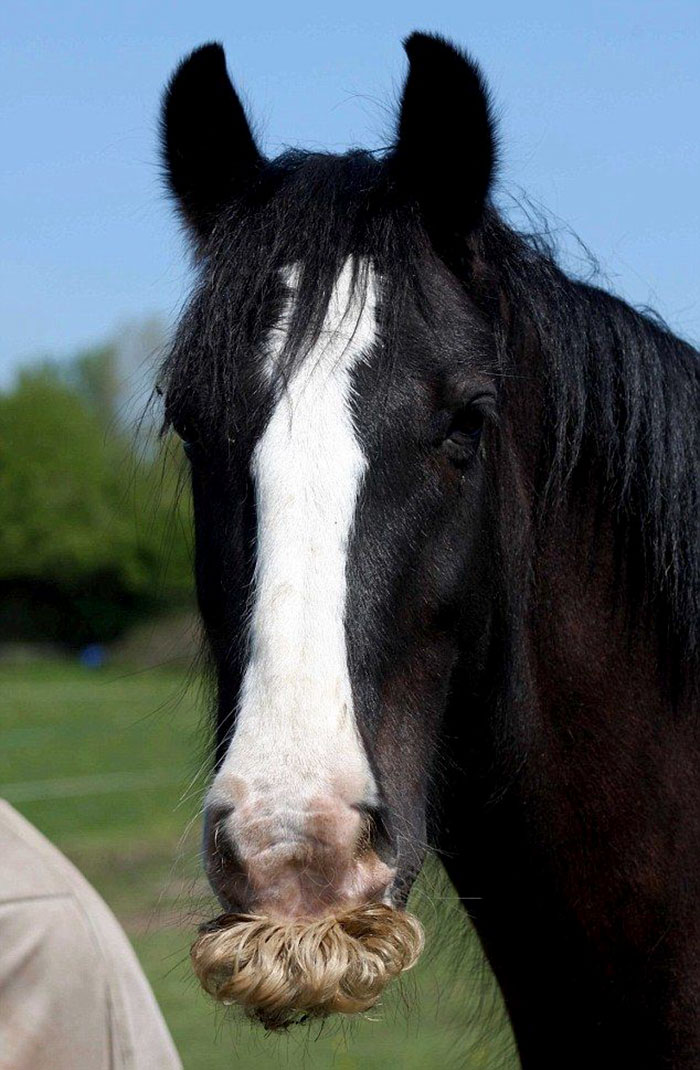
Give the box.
[0,365,192,645]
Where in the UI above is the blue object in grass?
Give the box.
[79,643,105,669]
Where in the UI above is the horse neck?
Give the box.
[439,317,700,1067]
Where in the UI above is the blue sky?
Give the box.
[1,0,698,385]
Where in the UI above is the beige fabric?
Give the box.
[0,800,182,1070]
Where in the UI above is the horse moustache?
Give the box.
[191,903,424,1029]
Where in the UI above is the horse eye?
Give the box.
[450,406,484,443]
[443,405,485,462]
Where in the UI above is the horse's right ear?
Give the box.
[160,43,262,242]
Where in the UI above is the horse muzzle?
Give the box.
[203,774,396,920]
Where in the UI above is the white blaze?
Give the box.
[211,258,378,816]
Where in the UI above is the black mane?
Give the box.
[475,214,699,678]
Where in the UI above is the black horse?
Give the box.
[159,33,700,1068]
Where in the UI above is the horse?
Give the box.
[158,32,700,1068]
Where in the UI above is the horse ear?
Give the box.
[160,43,263,241]
[392,33,497,262]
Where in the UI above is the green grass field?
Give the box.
[0,661,515,1069]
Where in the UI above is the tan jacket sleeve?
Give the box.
[0,800,182,1070]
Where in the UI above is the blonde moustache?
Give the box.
[191,902,424,1030]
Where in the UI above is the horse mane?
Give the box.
[474,213,699,685]
[163,147,699,687]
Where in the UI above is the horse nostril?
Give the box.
[204,805,239,871]
[353,801,395,865]
[213,821,234,861]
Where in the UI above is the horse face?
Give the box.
[161,36,497,921]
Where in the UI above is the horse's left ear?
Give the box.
[392,33,497,261]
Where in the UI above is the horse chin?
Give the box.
[190,902,424,1030]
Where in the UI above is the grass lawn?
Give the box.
[0,661,515,1069]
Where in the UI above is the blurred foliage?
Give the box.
[0,342,193,645]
